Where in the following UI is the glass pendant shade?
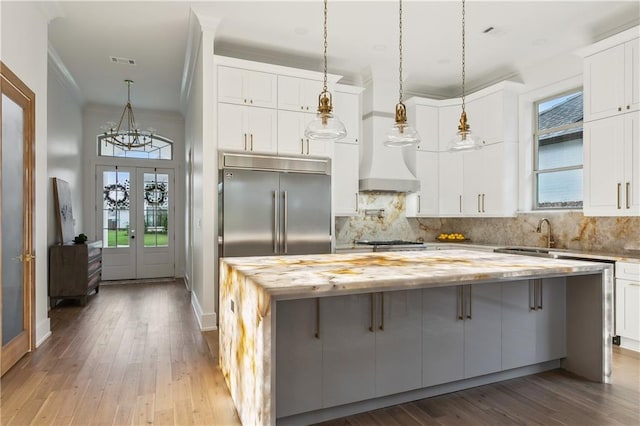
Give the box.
[305,112,347,140]
[447,111,481,151]
[384,102,420,147]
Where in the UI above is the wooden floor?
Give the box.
[1,280,638,426]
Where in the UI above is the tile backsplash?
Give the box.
[335,192,640,254]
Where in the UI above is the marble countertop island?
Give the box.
[219,249,613,426]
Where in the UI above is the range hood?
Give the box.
[358,69,420,193]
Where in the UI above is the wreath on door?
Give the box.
[144,182,167,206]
[103,180,130,210]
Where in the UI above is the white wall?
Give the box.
[47,55,84,247]
[82,104,186,277]
[1,2,56,346]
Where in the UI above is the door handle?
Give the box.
[306,139,310,155]
[283,191,288,254]
[300,138,304,155]
[482,194,486,213]
[529,281,536,311]
[418,195,421,213]
[477,194,481,213]
[459,195,462,213]
[273,190,279,254]
[538,280,543,310]
[458,286,464,320]
[467,285,472,319]
[243,133,247,151]
[250,134,254,151]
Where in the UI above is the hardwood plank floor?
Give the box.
[1,280,638,425]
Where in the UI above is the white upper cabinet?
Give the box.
[218,66,277,108]
[584,37,640,122]
[438,151,464,216]
[277,110,330,157]
[218,103,277,154]
[465,88,519,145]
[584,112,639,216]
[406,101,439,152]
[278,75,321,113]
[438,104,462,152]
[334,85,363,145]
[406,151,439,217]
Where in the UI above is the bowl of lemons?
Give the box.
[436,232,468,242]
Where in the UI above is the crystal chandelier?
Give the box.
[448,0,482,152]
[384,0,420,147]
[304,0,347,141]
[101,80,155,150]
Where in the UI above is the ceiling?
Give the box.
[48,1,640,113]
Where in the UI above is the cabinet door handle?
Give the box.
[459,195,462,213]
[250,134,254,151]
[249,99,253,104]
[300,138,304,154]
[626,182,631,209]
[477,194,481,213]
[482,194,486,213]
[529,280,536,311]
[467,285,472,319]
[306,139,310,155]
[418,195,421,213]
[538,280,543,310]
[627,105,631,110]
[243,133,247,150]
[379,293,385,331]
[458,286,464,320]
[315,298,320,339]
[617,183,622,209]
[273,191,279,254]
[618,106,622,112]
[369,293,375,332]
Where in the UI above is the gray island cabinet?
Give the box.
[219,250,613,426]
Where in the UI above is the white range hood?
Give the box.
[358,69,420,193]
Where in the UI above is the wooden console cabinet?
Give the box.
[49,241,102,307]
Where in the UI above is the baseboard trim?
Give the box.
[617,338,640,355]
[35,318,51,348]
[191,292,217,331]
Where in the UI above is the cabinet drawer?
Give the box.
[88,246,102,259]
[88,270,101,289]
[88,259,102,276]
[616,261,640,280]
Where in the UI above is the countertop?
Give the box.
[220,249,612,300]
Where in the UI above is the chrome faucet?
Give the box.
[536,218,555,248]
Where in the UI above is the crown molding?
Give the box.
[48,43,83,104]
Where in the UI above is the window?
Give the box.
[98,133,173,160]
[533,90,583,209]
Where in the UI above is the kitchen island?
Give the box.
[219,249,613,426]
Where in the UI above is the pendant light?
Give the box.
[304,0,346,141]
[384,0,420,147]
[447,0,482,152]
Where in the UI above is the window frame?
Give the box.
[532,88,584,210]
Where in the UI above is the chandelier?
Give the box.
[384,0,420,147]
[447,0,482,151]
[304,0,347,141]
[101,80,154,150]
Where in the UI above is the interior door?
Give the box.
[97,166,175,280]
[1,62,35,376]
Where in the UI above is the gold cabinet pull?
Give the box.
[306,139,310,155]
[379,293,385,331]
[529,280,536,311]
[459,195,462,213]
[250,134,254,151]
[458,286,464,320]
[618,183,622,209]
[482,194,486,213]
[315,298,320,339]
[538,280,543,310]
[467,285,472,319]
[369,293,375,332]
[477,194,481,213]
[418,195,421,213]
[626,182,631,209]
[243,133,247,150]
[300,138,304,154]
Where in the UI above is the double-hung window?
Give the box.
[533,89,583,209]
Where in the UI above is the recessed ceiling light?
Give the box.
[373,44,387,52]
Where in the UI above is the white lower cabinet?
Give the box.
[502,278,566,370]
[276,299,322,417]
[616,261,640,350]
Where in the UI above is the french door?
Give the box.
[97,166,175,280]
[1,63,35,376]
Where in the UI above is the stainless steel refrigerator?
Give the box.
[218,153,332,258]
